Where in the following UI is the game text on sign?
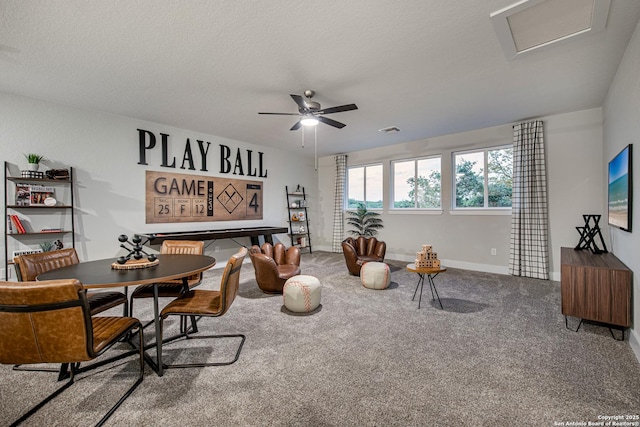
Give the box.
[145,171,263,224]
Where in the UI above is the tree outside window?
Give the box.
[487,148,513,207]
[393,156,441,208]
[347,164,383,209]
[454,147,512,208]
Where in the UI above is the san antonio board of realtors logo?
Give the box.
[217,183,244,214]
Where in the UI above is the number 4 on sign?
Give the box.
[249,193,259,213]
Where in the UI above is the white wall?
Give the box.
[603,19,640,361]
[1,94,607,281]
[1,92,317,273]
[315,108,604,281]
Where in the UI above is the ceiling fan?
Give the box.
[258,90,358,130]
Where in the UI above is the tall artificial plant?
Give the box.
[346,203,384,237]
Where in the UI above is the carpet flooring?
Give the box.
[1,251,639,426]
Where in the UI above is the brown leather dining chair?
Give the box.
[129,240,204,331]
[13,248,129,376]
[0,279,144,426]
[248,242,301,293]
[14,248,128,316]
[159,247,247,369]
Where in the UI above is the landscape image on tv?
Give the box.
[608,144,632,231]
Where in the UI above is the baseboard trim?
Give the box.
[314,245,555,278]
[629,328,640,364]
[437,258,510,275]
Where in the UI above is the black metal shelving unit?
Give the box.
[4,161,75,280]
[286,185,312,253]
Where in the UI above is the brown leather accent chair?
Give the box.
[249,242,301,294]
[0,279,144,426]
[342,236,387,276]
[14,248,127,316]
[159,247,247,369]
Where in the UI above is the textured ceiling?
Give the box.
[1,0,639,158]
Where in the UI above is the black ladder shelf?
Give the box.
[286,186,312,253]
[4,161,76,280]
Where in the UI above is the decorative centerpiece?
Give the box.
[574,214,608,254]
[111,234,158,269]
[415,244,440,268]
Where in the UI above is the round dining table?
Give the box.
[38,254,216,376]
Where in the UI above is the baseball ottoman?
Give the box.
[283,275,321,313]
[360,262,390,290]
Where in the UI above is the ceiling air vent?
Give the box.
[379,126,401,133]
[490,0,610,58]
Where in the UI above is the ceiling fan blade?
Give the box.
[290,94,308,111]
[317,115,346,129]
[258,112,300,115]
[316,103,358,115]
[290,120,302,131]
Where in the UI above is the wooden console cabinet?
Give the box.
[560,247,631,327]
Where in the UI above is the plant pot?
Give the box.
[28,163,40,171]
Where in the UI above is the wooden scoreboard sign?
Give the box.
[145,171,263,224]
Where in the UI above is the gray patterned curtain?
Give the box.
[509,120,549,279]
[332,154,347,252]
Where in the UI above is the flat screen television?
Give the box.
[608,144,632,232]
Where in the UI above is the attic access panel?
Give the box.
[490,0,610,58]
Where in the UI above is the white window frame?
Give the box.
[346,163,384,210]
[390,155,442,213]
[451,145,512,214]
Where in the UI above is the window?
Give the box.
[454,146,512,208]
[392,156,441,209]
[347,164,383,209]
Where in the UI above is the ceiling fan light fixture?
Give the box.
[301,116,319,127]
[259,90,356,130]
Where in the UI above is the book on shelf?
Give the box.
[40,228,63,233]
[14,184,56,206]
[15,184,31,206]
[29,184,55,206]
[10,215,27,234]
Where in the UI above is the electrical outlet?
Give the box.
[491,248,497,256]
[214,246,220,253]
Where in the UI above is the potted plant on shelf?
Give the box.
[39,241,55,252]
[346,202,384,237]
[24,153,45,171]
